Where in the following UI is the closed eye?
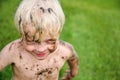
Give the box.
[26,41,36,45]
[46,39,56,44]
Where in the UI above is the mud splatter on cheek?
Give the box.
[56,67,59,71]
[49,45,56,53]
[49,48,55,53]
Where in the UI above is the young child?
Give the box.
[0,0,79,80]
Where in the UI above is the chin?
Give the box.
[35,56,48,60]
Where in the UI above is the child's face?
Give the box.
[22,24,59,60]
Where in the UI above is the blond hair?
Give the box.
[14,0,65,40]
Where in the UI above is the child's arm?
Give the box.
[0,43,14,71]
[62,44,79,80]
[68,50,79,78]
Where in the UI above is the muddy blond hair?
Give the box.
[14,0,65,40]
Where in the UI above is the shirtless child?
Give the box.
[0,0,79,80]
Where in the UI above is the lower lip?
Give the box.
[37,53,46,57]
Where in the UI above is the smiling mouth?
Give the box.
[36,53,46,57]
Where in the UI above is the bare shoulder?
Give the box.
[59,40,74,52]
[0,39,22,54]
[0,39,22,66]
[59,40,77,59]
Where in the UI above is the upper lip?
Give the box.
[35,50,47,55]
[36,52,46,57]
[37,52,45,55]
[33,50,46,53]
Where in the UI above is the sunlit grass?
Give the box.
[0,0,120,80]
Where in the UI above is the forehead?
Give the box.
[43,33,58,41]
[23,24,59,41]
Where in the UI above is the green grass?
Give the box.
[0,0,120,80]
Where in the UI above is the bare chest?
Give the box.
[12,53,66,80]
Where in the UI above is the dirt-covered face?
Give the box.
[22,23,59,60]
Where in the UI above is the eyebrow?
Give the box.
[47,39,56,41]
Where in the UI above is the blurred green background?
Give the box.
[0,0,120,80]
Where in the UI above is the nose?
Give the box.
[35,44,47,52]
